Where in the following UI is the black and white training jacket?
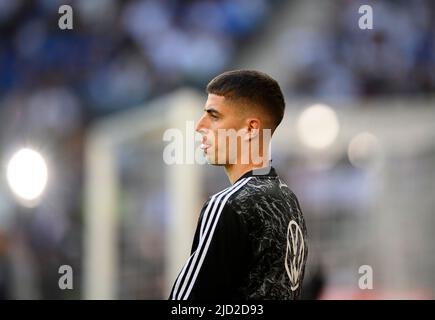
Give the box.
[169,166,308,300]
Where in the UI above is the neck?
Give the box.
[224,159,270,185]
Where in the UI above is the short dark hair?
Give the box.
[206,69,285,133]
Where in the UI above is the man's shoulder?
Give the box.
[221,175,282,211]
[204,172,299,215]
[226,175,303,215]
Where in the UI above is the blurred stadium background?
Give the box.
[0,0,434,299]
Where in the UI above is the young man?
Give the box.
[169,70,308,300]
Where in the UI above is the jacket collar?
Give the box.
[234,165,277,184]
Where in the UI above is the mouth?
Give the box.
[200,135,211,153]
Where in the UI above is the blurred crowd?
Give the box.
[1,0,433,121]
[0,0,273,118]
[282,0,435,100]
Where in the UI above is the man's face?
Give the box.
[195,94,247,165]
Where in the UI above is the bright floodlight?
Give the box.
[6,148,48,202]
[297,104,339,149]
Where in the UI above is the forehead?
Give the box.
[205,93,226,108]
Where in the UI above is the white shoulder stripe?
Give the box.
[171,178,249,300]
[181,177,252,300]
[200,186,234,238]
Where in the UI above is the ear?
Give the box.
[246,118,261,141]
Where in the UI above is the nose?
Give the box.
[195,113,207,134]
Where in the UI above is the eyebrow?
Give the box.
[204,107,222,117]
